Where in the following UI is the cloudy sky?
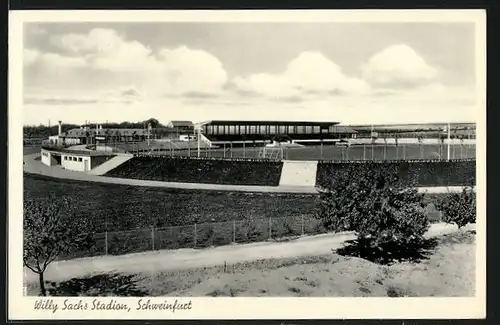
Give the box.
[23,22,478,126]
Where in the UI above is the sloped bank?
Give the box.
[105,156,284,186]
[316,159,476,188]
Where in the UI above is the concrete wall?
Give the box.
[61,153,91,172]
[41,150,52,166]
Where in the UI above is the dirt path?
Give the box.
[24,153,469,194]
[23,223,475,284]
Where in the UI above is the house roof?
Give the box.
[333,125,358,133]
[168,121,194,127]
[61,128,151,138]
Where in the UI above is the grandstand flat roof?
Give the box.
[199,120,340,126]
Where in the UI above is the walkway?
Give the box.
[23,223,475,284]
[24,152,469,194]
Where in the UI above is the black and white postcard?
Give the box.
[9,9,486,320]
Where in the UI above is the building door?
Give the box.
[84,159,89,172]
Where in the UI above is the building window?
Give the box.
[78,157,83,162]
[250,126,256,134]
[313,126,320,134]
[229,125,236,135]
[63,156,67,160]
[297,126,305,134]
[259,125,266,134]
[305,126,313,134]
[269,126,276,134]
[73,157,77,161]
[287,126,295,134]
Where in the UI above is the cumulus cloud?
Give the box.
[231,51,371,99]
[361,44,439,88]
[24,48,87,69]
[52,28,157,73]
[25,28,229,99]
[158,46,228,95]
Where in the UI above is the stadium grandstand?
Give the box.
[198,120,357,145]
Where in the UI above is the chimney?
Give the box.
[58,121,62,136]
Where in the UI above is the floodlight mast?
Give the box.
[197,126,201,158]
[447,123,451,160]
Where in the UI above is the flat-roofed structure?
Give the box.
[199,120,357,143]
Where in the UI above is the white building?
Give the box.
[41,148,113,172]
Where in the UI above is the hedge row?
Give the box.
[105,156,284,186]
[316,160,476,188]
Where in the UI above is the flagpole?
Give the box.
[447,123,451,160]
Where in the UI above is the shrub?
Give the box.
[316,162,430,263]
[436,187,476,228]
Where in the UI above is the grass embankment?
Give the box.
[26,229,475,297]
[24,173,448,258]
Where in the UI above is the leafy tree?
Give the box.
[23,196,95,296]
[316,163,430,263]
[436,187,476,228]
[143,118,161,129]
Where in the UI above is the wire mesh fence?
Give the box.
[62,215,326,259]
[58,205,445,260]
[118,142,476,162]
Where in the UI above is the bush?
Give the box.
[316,162,430,264]
[436,187,476,228]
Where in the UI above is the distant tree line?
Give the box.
[24,118,166,138]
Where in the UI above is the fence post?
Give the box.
[269,217,272,239]
[301,215,304,236]
[194,223,197,247]
[151,227,155,251]
[105,231,108,255]
[233,220,236,243]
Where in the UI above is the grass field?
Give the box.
[24,172,449,259]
